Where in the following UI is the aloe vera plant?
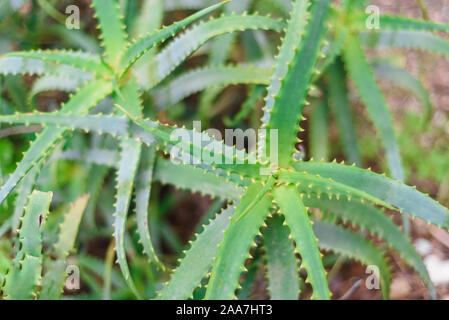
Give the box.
[0,191,88,299]
[0,0,448,300]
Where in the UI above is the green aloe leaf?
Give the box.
[2,190,52,300]
[158,205,235,300]
[310,98,329,162]
[152,66,271,110]
[273,185,331,300]
[312,219,391,299]
[40,195,89,300]
[30,75,90,100]
[343,32,403,181]
[278,170,393,209]
[293,161,449,229]
[0,56,90,77]
[0,80,113,206]
[259,0,310,153]
[143,14,284,90]
[120,1,229,74]
[373,61,433,125]
[359,29,449,59]
[112,78,143,299]
[113,138,142,299]
[304,194,436,299]
[263,214,300,300]
[0,113,129,137]
[154,157,244,200]
[11,167,40,239]
[3,50,110,76]
[0,111,263,178]
[327,59,361,166]
[206,183,272,299]
[198,0,252,118]
[135,147,165,270]
[92,0,128,68]
[262,0,331,168]
[351,13,449,33]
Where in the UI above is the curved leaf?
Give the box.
[352,13,449,33]
[30,75,90,99]
[278,170,392,209]
[310,99,329,162]
[206,183,272,299]
[92,0,128,68]
[0,80,113,206]
[134,147,164,270]
[120,1,228,74]
[0,56,90,77]
[359,29,449,59]
[143,14,285,89]
[327,59,361,166]
[157,205,235,300]
[259,0,310,156]
[152,66,271,110]
[2,190,52,299]
[198,0,252,118]
[312,219,391,299]
[113,139,142,299]
[263,214,300,300]
[0,111,263,178]
[0,113,129,137]
[343,33,403,181]
[304,195,436,299]
[273,185,331,300]
[262,0,331,168]
[293,161,449,230]
[373,61,433,125]
[154,157,243,200]
[4,50,110,76]
[11,167,40,240]
[40,195,89,300]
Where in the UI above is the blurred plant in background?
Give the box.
[0,0,448,300]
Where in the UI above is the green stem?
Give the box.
[417,0,429,20]
[37,0,67,24]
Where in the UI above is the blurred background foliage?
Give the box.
[0,0,448,299]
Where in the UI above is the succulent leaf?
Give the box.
[2,190,52,300]
[40,195,89,300]
[294,161,449,229]
[206,183,272,299]
[273,185,331,300]
[263,214,300,300]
